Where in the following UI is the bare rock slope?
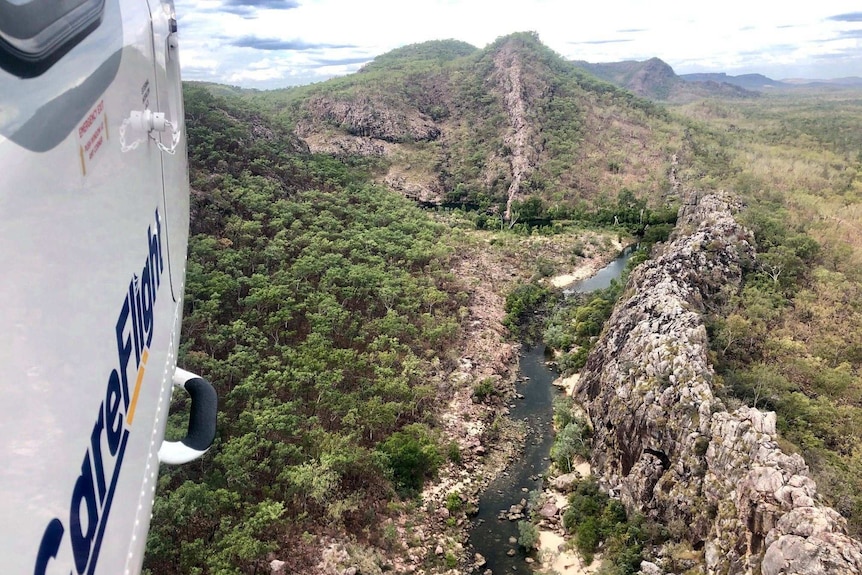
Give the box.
[576,193,862,574]
[492,42,540,220]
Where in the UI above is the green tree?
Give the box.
[551,421,590,472]
[376,423,443,493]
[518,520,540,550]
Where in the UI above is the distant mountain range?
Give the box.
[678,72,783,90]
[780,76,862,87]
[571,58,756,102]
[680,72,862,89]
[571,58,862,101]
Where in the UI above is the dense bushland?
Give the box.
[150,48,862,573]
[145,86,464,574]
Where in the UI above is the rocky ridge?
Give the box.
[492,44,539,220]
[576,193,862,574]
[271,34,684,213]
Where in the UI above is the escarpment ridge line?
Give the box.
[577,193,862,575]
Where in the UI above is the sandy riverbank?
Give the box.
[553,373,579,396]
[539,530,602,575]
[548,268,598,288]
[537,447,598,574]
[547,239,625,289]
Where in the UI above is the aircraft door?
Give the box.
[146,0,190,303]
[0,1,182,574]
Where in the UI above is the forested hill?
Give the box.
[145,85,466,574]
[243,32,699,214]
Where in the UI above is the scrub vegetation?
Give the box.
[145,86,463,573]
[684,91,862,535]
[562,478,647,572]
[145,32,862,574]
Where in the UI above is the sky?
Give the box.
[173,0,862,90]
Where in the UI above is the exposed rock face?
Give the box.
[492,44,540,221]
[300,132,390,157]
[383,172,444,205]
[576,193,862,574]
[293,94,449,204]
[297,95,440,144]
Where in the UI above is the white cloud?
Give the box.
[173,0,862,88]
[228,67,287,83]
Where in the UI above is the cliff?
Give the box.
[576,194,862,574]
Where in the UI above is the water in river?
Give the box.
[564,244,636,295]
[468,344,559,573]
[468,246,635,573]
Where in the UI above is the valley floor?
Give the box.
[306,224,627,575]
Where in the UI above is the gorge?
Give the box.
[469,246,635,574]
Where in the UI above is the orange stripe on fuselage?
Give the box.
[126,349,149,425]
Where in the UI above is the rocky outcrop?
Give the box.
[383,172,444,205]
[706,408,862,574]
[300,132,389,157]
[297,95,440,144]
[576,193,862,574]
[293,94,449,204]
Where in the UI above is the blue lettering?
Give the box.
[115,298,132,410]
[89,412,107,503]
[142,262,153,348]
[85,430,129,575]
[70,455,98,575]
[105,371,123,456]
[149,218,163,291]
[34,209,167,575]
[129,280,141,367]
[34,518,64,575]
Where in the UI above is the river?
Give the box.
[564,244,636,295]
[468,246,635,574]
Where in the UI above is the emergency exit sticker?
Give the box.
[77,99,108,176]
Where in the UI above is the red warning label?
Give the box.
[77,99,108,175]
